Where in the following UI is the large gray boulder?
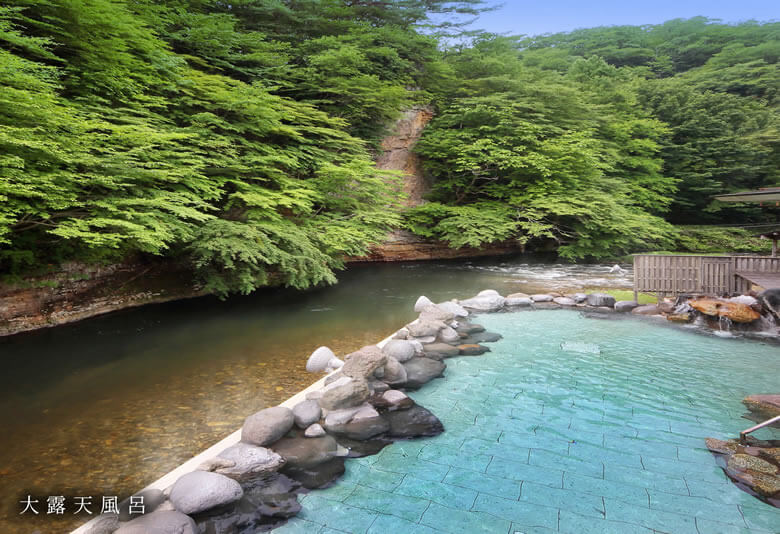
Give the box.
[382,356,407,386]
[760,288,780,314]
[414,295,435,312]
[402,358,446,389]
[81,513,121,534]
[382,339,416,362]
[115,510,197,534]
[586,293,616,307]
[530,294,554,302]
[553,297,576,306]
[614,300,639,313]
[419,304,455,323]
[215,442,285,481]
[459,293,506,312]
[437,301,469,317]
[318,376,370,411]
[323,404,389,440]
[169,471,243,515]
[438,326,459,343]
[341,345,387,379]
[292,400,321,429]
[241,406,294,447]
[407,320,446,338]
[572,293,587,303]
[270,434,340,468]
[385,405,444,438]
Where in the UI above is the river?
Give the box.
[0,256,632,533]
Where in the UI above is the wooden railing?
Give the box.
[633,254,780,296]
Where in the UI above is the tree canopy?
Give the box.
[1,5,777,293]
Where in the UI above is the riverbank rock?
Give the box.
[743,394,780,418]
[403,357,446,389]
[666,313,691,323]
[271,434,340,468]
[632,304,660,315]
[459,291,506,312]
[115,510,197,534]
[553,297,576,306]
[385,405,444,438]
[438,326,459,343]
[382,339,416,362]
[422,342,460,359]
[614,300,638,313]
[586,293,616,307]
[507,292,529,299]
[292,400,321,429]
[241,406,295,447]
[572,293,587,303]
[215,443,285,481]
[318,376,370,411]
[689,298,761,323]
[341,345,387,379]
[437,301,468,317]
[381,389,413,409]
[530,294,553,302]
[323,404,389,440]
[506,296,533,307]
[458,344,490,356]
[467,331,502,343]
[169,471,243,515]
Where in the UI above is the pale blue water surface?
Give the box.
[276,310,780,534]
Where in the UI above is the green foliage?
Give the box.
[675,226,774,254]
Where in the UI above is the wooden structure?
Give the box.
[756,230,780,257]
[633,254,780,298]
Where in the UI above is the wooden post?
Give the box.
[773,238,778,258]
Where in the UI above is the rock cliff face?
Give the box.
[376,106,433,207]
[0,261,203,337]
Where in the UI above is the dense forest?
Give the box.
[1,1,778,295]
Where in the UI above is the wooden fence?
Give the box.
[633,254,780,297]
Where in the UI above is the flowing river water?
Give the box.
[1,256,637,533]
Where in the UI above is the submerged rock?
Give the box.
[169,471,243,515]
[466,331,502,343]
[241,406,295,447]
[586,293,616,307]
[115,510,197,534]
[385,405,444,438]
[422,342,460,359]
[456,323,485,335]
[292,400,322,429]
[283,456,345,489]
[215,442,285,481]
[402,357,446,389]
[728,454,778,475]
[743,394,780,418]
[689,298,761,323]
[458,344,490,356]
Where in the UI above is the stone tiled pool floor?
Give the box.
[275,310,780,534]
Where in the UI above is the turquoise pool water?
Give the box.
[275,310,780,534]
